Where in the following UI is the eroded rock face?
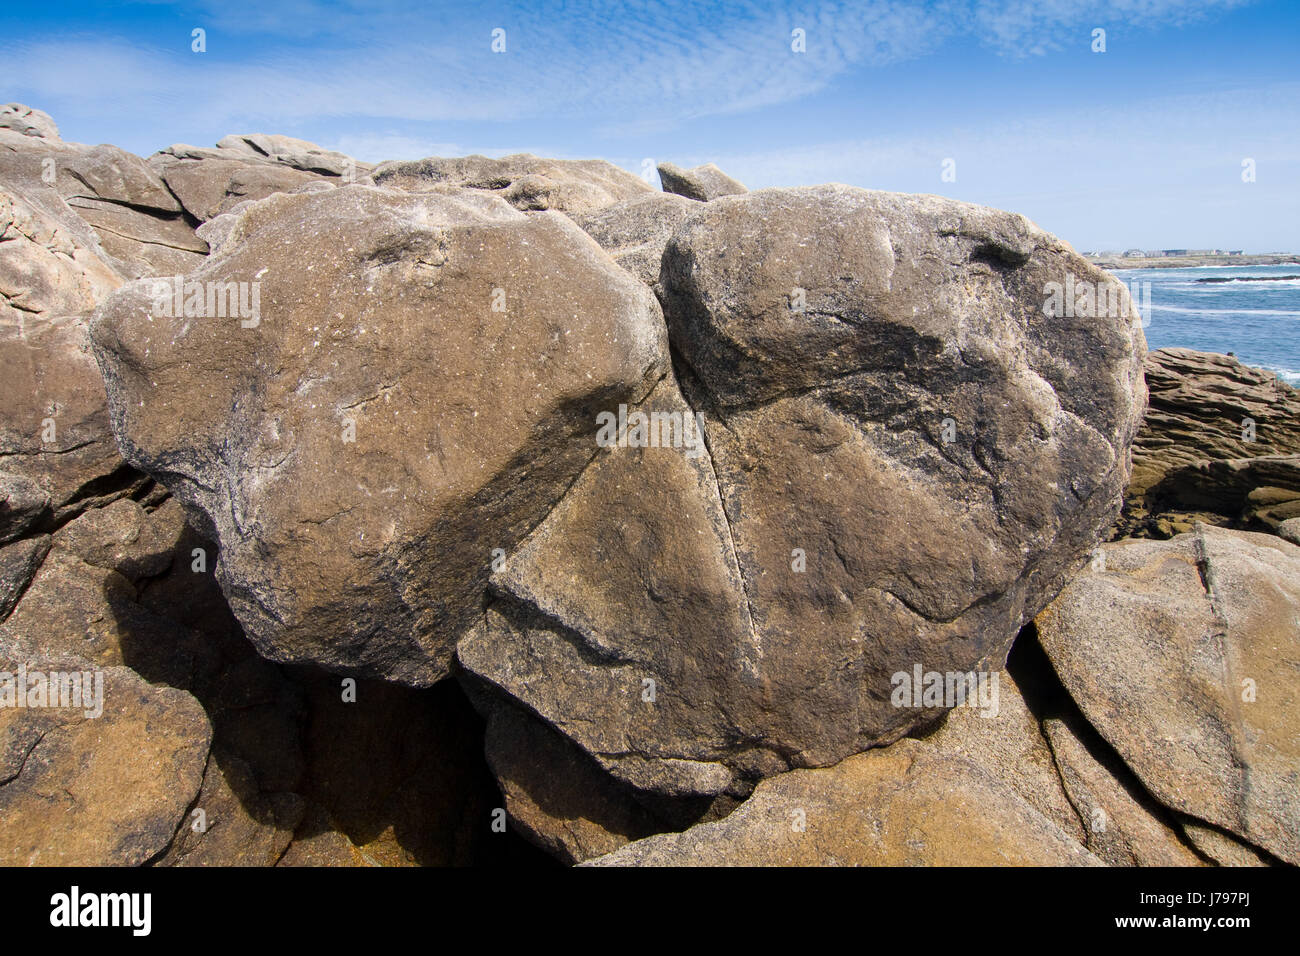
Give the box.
[1130,348,1300,507]
[572,192,697,286]
[656,161,747,202]
[462,185,1147,797]
[0,187,124,322]
[91,184,668,685]
[586,738,1101,866]
[0,133,207,278]
[0,534,49,619]
[924,670,1084,844]
[158,747,303,867]
[0,314,135,519]
[372,154,654,216]
[1040,717,1204,866]
[1036,525,1300,865]
[473,691,666,863]
[0,474,50,544]
[0,662,211,866]
[149,133,368,224]
[215,134,366,177]
[0,104,60,141]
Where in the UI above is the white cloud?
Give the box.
[11,0,1250,134]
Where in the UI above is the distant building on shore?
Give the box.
[1086,248,1251,260]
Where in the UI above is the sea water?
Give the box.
[1108,263,1300,385]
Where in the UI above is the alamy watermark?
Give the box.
[595,404,708,459]
[50,886,150,936]
[0,665,104,718]
[890,664,999,718]
[150,275,261,328]
[1043,275,1151,328]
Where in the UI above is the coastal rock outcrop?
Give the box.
[372,154,655,216]
[17,103,1255,870]
[1036,525,1300,865]
[1122,348,1300,537]
[656,161,747,202]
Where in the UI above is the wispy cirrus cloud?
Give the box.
[9,0,1252,140]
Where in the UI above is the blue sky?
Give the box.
[5,0,1298,251]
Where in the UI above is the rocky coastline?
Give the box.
[2,103,1296,867]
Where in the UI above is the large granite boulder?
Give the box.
[0,660,211,866]
[586,738,1101,866]
[1036,525,1300,865]
[0,314,136,520]
[371,154,654,216]
[462,185,1147,798]
[656,161,747,202]
[90,184,668,685]
[572,192,697,286]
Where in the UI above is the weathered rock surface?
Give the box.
[0,314,135,519]
[476,693,664,863]
[149,133,365,224]
[1122,349,1300,537]
[91,184,667,684]
[159,748,303,867]
[0,473,51,544]
[1278,517,1300,545]
[573,192,697,285]
[0,130,206,278]
[1037,525,1300,865]
[372,154,654,216]
[0,662,211,866]
[1041,716,1203,866]
[0,186,124,322]
[215,134,363,175]
[0,104,59,141]
[1178,818,1276,866]
[0,534,50,619]
[52,496,187,580]
[464,185,1146,797]
[1134,349,1300,493]
[924,670,1084,843]
[656,161,747,201]
[458,372,762,796]
[0,542,193,683]
[586,738,1101,866]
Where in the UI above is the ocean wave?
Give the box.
[1149,304,1300,317]
[1162,279,1300,288]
